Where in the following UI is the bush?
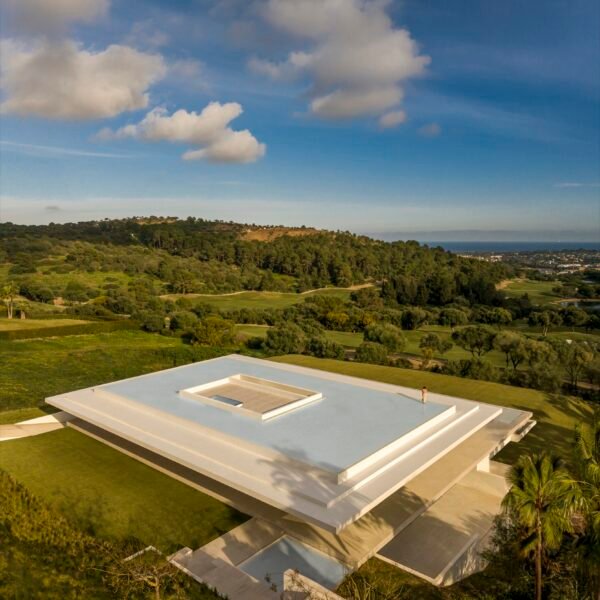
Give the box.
[364,323,406,352]
[443,358,499,382]
[169,310,199,332]
[306,336,345,359]
[355,341,389,365]
[264,323,306,354]
[188,316,235,346]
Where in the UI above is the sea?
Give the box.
[424,241,600,253]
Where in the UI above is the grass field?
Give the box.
[0,318,90,331]
[0,428,246,552]
[501,278,561,305]
[163,288,353,310]
[235,323,512,365]
[0,330,225,413]
[272,355,593,463]
[235,324,364,347]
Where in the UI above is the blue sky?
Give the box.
[0,0,598,240]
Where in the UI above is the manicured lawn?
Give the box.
[234,324,364,348]
[163,288,353,310]
[501,278,561,305]
[0,407,48,424]
[271,355,593,463]
[0,428,247,552]
[0,318,90,331]
[0,330,225,413]
[324,330,364,347]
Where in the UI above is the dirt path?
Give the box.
[160,283,374,300]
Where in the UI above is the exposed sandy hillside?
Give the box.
[240,226,320,242]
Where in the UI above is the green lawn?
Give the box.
[0,317,90,331]
[0,428,246,552]
[0,330,225,414]
[501,278,561,305]
[234,324,364,347]
[271,355,593,463]
[163,288,353,310]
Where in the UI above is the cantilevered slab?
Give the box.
[46,355,528,533]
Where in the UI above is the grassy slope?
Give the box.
[0,428,246,552]
[164,288,353,310]
[0,318,90,331]
[271,355,593,463]
[0,330,212,413]
[502,278,561,305]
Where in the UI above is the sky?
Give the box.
[0,0,599,240]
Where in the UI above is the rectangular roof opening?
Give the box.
[179,374,322,420]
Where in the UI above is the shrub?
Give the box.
[264,323,306,354]
[364,323,406,352]
[188,316,235,346]
[306,336,345,359]
[355,341,389,365]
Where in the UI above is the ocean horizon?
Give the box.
[420,241,600,253]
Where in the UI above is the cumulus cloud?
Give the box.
[0,40,166,119]
[379,109,406,129]
[4,0,109,34]
[98,103,266,164]
[249,0,429,121]
[418,122,441,137]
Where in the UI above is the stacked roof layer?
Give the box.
[47,355,512,532]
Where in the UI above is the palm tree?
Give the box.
[503,452,579,600]
[574,418,600,598]
[2,281,18,319]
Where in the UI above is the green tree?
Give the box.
[494,331,528,370]
[169,311,199,332]
[400,308,428,331]
[265,322,306,354]
[419,333,452,367]
[355,341,389,365]
[451,325,496,358]
[573,417,600,598]
[364,323,406,353]
[503,453,579,600]
[438,308,468,329]
[561,306,589,331]
[529,310,562,337]
[552,340,594,390]
[189,316,234,346]
[488,307,513,329]
[1,281,18,319]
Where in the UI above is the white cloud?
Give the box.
[379,109,406,129]
[418,122,441,137]
[250,0,429,121]
[554,182,600,188]
[98,103,266,164]
[0,40,166,120]
[4,0,109,34]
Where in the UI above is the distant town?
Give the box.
[460,248,600,274]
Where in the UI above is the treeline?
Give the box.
[0,217,510,301]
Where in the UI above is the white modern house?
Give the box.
[47,355,534,596]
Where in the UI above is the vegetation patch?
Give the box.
[0,428,247,552]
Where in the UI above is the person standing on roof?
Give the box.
[421,386,428,403]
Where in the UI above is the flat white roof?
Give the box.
[47,355,524,532]
[89,356,451,476]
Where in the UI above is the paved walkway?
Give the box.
[0,422,64,441]
[170,547,283,600]
[377,468,508,585]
